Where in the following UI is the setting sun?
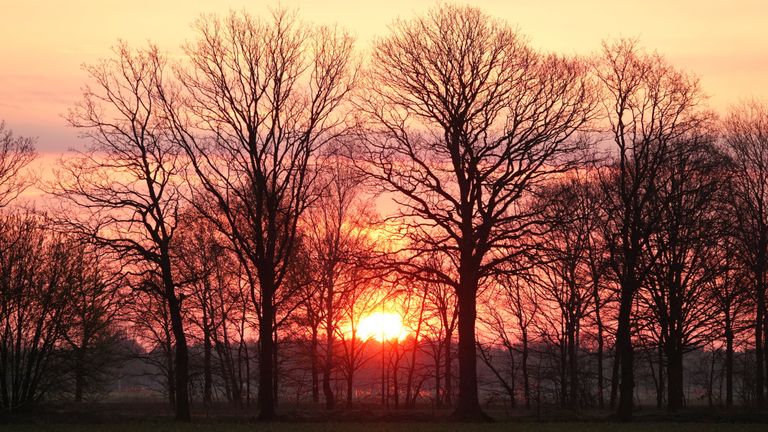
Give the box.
[356,312,409,342]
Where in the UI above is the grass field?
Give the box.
[4,423,768,432]
[4,404,767,431]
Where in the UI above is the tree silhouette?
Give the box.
[723,100,768,406]
[596,39,706,420]
[0,121,36,207]
[159,10,356,419]
[51,44,192,421]
[357,4,596,420]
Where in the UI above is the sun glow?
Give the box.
[357,312,409,342]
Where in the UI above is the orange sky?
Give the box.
[1,0,767,156]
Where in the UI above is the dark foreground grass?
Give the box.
[3,423,768,432]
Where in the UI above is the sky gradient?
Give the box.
[1,0,767,154]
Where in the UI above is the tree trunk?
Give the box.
[657,344,664,409]
[273,324,279,408]
[381,340,387,406]
[666,268,684,412]
[508,349,516,409]
[227,328,243,407]
[74,346,85,403]
[560,337,567,409]
[323,282,336,410]
[203,317,212,407]
[258,276,276,420]
[393,338,400,409]
[667,338,684,411]
[756,288,765,407]
[568,320,578,409]
[594,281,605,409]
[434,343,442,408]
[167,293,191,422]
[522,328,530,409]
[609,349,619,409]
[406,291,427,409]
[323,326,335,409]
[166,328,176,410]
[244,340,251,408]
[725,324,734,408]
[346,369,354,407]
[445,329,453,406]
[452,282,489,421]
[615,267,636,421]
[707,348,716,407]
[764,303,768,408]
[311,327,319,404]
[756,242,766,407]
[160,248,190,422]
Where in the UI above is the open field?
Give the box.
[4,403,768,432]
[4,423,768,432]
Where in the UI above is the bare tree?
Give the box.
[0,121,36,207]
[532,176,604,409]
[584,186,612,410]
[508,273,538,409]
[423,270,458,407]
[159,10,356,419]
[304,161,377,409]
[336,269,380,407]
[126,278,178,406]
[708,234,751,408]
[61,245,126,402]
[0,214,76,410]
[50,44,191,421]
[294,257,324,405]
[479,272,533,409]
[722,100,768,407]
[596,39,706,420]
[641,127,724,411]
[175,211,248,407]
[399,280,430,408]
[357,4,596,420]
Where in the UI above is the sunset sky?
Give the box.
[1,0,767,155]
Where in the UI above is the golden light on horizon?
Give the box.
[356,311,409,342]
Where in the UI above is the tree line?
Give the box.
[1,4,768,423]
